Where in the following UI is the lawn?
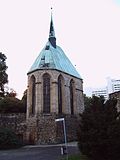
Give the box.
[62,154,89,160]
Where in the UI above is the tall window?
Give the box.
[70,79,74,115]
[31,75,36,115]
[43,73,50,113]
[58,75,63,114]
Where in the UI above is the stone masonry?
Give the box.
[0,113,80,144]
[26,69,84,144]
[0,113,26,142]
[27,70,84,117]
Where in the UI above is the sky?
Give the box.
[0,0,120,98]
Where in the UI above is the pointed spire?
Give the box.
[48,8,56,48]
[49,8,55,37]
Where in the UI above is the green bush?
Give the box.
[78,96,120,160]
[0,97,26,113]
[0,128,22,149]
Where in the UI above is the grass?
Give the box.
[61,154,89,160]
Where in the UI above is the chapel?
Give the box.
[26,11,84,144]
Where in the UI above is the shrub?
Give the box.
[0,128,22,149]
[0,97,26,113]
[78,96,120,160]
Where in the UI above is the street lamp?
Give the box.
[55,118,68,157]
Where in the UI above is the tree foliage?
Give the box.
[0,52,8,97]
[84,94,92,109]
[5,89,17,97]
[0,97,26,113]
[21,89,27,107]
[78,96,120,160]
[0,52,27,113]
[84,94,105,109]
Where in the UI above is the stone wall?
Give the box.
[0,113,80,145]
[56,115,79,143]
[26,114,80,144]
[36,114,57,144]
[109,91,120,112]
[0,113,26,142]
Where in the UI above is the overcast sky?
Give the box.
[0,0,120,98]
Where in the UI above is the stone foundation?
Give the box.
[0,113,26,142]
[0,113,80,144]
[26,114,79,144]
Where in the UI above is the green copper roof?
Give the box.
[28,13,82,79]
[28,42,81,78]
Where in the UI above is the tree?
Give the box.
[21,89,27,105]
[0,97,26,113]
[0,52,8,97]
[84,94,92,109]
[21,89,27,113]
[6,88,17,97]
[78,96,120,160]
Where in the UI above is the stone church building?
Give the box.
[26,13,84,144]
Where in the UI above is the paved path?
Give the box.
[0,143,79,160]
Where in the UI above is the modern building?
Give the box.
[92,87,108,99]
[107,77,120,94]
[26,12,84,144]
[91,77,120,100]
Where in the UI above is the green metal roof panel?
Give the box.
[28,42,81,79]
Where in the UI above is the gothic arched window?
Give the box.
[70,79,74,115]
[43,73,50,113]
[31,75,36,115]
[58,75,63,114]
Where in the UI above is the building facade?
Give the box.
[92,87,108,99]
[26,13,84,144]
[107,77,120,94]
[92,77,120,100]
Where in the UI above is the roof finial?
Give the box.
[48,7,56,48]
[51,7,53,18]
